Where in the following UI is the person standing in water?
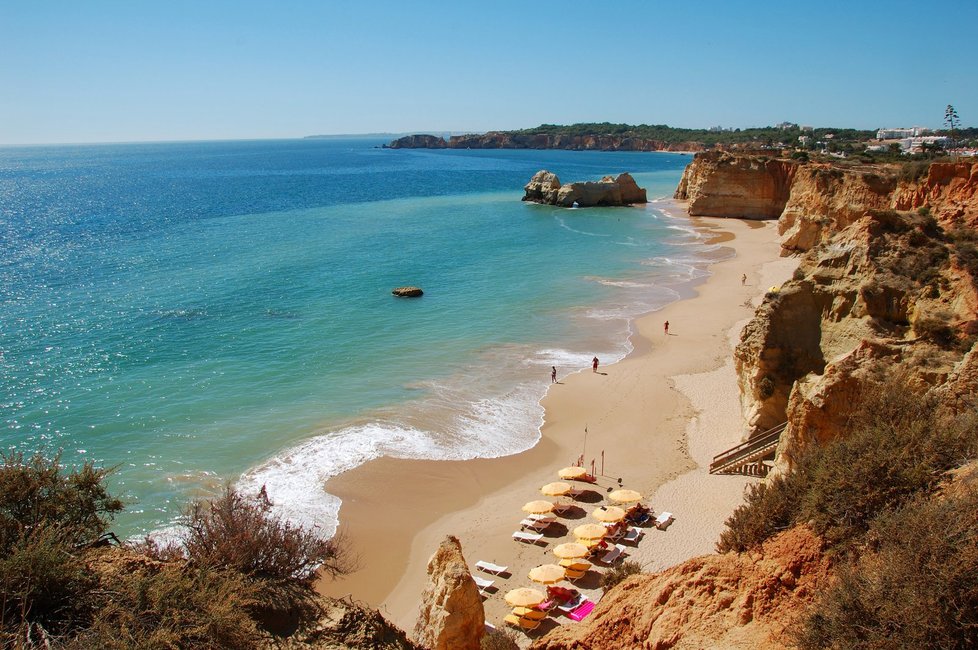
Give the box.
[592,357,599,373]
[551,366,557,383]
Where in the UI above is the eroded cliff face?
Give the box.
[737,210,978,475]
[674,151,798,219]
[530,526,831,650]
[413,535,484,650]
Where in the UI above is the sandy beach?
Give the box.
[317,209,795,636]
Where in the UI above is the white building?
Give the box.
[900,136,949,152]
[877,126,930,139]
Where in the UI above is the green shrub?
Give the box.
[66,564,261,650]
[601,560,642,592]
[914,315,958,347]
[716,471,808,553]
[798,488,978,649]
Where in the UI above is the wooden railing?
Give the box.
[709,422,787,476]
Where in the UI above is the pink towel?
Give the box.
[568,600,596,621]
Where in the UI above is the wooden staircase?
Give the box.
[709,422,787,477]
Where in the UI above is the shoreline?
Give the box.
[317,210,791,634]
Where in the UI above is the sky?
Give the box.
[1,0,976,145]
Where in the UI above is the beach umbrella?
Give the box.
[528,564,566,585]
[552,542,589,560]
[592,505,626,523]
[573,523,607,540]
[540,481,572,497]
[558,466,588,480]
[608,489,642,504]
[522,500,555,515]
[504,587,546,608]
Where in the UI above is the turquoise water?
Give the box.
[0,139,715,537]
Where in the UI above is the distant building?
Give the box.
[800,125,814,132]
[798,135,811,146]
[900,136,949,153]
[776,121,798,130]
[877,127,930,140]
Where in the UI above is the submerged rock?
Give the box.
[392,286,424,297]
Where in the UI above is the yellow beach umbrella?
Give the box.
[504,587,546,608]
[540,481,572,497]
[528,563,566,585]
[522,500,555,515]
[558,466,588,480]
[608,489,642,504]
[552,542,589,560]
[573,523,607,540]
[592,505,626,523]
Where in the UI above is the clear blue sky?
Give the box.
[2,0,975,144]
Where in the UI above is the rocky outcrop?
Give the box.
[674,151,798,219]
[735,209,978,474]
[523,171,647,207]
[388,132,704,152]
[522,170,562,204]
[531,526,831,650]
[414,536,484,650]
[392,287,423,297]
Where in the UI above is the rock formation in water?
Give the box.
[414,536,484,650]
[523,171,647,207]
[531,526,831,650]
[392,286,424,297]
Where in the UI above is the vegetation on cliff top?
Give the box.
[512,122,876,146]
[0,452,351,648]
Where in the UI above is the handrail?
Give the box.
[709,422,787,474]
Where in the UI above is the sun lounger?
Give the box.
[503,613,541,633]
[475,560,508,575]
[551,502,574,515]
[472,575,494,596]
[599,543,627,565]
[512,530,545,544]
[519,517,552,532]
[568,600,596,622]
[564,567,588,582]
[622,526,644,543]
[557,595,587,613]
[655,512,674,529]
[512,607,548,621]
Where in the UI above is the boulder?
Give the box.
[523,170,562,204]
[615,172,647,204]
[392,286,423,297]
[414,536,484,650]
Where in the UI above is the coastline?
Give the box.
[317,209,791,634]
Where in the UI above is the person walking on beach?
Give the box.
[551,366,557,383]
[742,273,747,285]
[664,320,669,335]
[592,357,599,373]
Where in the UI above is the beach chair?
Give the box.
[622,526,644,543]
[475,560,508,575]
[568,600,596,622]
[551,501,574,515]
[472,575,494,596]
[564,567,588,582]
[655,512,674,529]
[519,518,552,532]
[512,606,548,621]
[512,530,545,544]
[599,543,627,565]
[557,595,587,614]
[503,613,541,633]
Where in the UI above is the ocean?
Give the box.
[0,138,723,539]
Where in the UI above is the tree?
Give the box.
[945,104,960,149]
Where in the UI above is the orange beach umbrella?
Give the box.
[608,489,642,504]
[592,505,626,523]
[504,587,546,608]
[558,466,588,480]
[528,564,566,585]
[522,500,555,515]
[540,481,572,497]
[573,523,607,541]
[552,542,589,560]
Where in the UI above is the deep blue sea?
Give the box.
[0,138,719,538]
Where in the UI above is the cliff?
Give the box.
[674,151,798,219]
[531,526,831,650]
[388,132,703,152]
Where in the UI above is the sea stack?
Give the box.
[522,170,647,207]
[392,286,424,297]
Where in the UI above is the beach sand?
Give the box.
[317,211,795,637]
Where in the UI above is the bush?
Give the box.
[66,564,261,650]
[601,560,642,592]
[716,378,978,553]
[481,626,519,650]
[798,488,978,649]
[180,486,350,585]
[914,315,958,347]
